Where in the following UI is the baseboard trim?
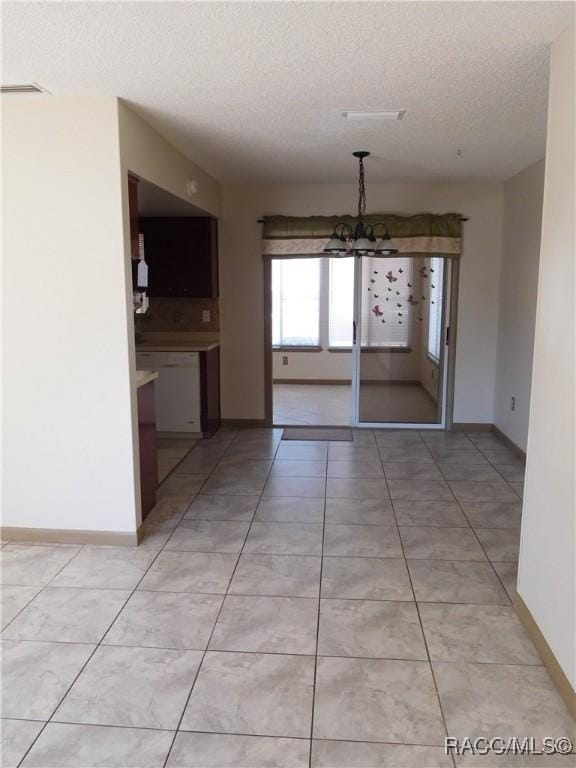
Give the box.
[451,422,494,432]
[1,527,139,547]
[220,419,267,428]
[273,379,425,386]
[273,379,351,385]
[514,593,576,719]
[156,431,203,439]
[493,425,527,461]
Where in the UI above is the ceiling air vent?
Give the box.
[1,83,48,94]
[342,109,406,121]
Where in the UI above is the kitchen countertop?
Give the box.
[135,369,159,388]
[136,332,220,353]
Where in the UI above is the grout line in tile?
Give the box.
[393,506,453,763]
[307,453,328,764]
[161,430,283,767]
[436,466,516,605]
[14,541,170,768]
[7,427,527,765]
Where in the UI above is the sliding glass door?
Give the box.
[269,254,453,428]
[352,255,451,427]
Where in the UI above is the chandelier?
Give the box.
[323,151,398,256]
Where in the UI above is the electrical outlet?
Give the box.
[511,396,516,412]
[202,310,211,323]
[282,356,288,366]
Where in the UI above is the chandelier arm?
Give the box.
[334,222,354,240]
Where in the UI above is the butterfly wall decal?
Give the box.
[385,271,398,283]
[372,305,383,317]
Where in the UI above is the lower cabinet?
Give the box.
[135,347,221,439]
[137,380,158,520]
[200,347,221,437]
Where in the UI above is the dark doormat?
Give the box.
[282,427,353,441]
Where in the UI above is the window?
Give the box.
[272,258,321,346]
[427,257,444,362]
[361,256,413,348]
[328,257,412,348]
[328,258,354,347]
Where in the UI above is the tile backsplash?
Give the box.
[137,297,219,332]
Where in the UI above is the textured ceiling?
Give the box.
[2,2,573,184]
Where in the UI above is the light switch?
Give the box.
[202,310,211,323]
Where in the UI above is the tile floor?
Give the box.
[274,383,438,425]
[156,438,199,483]
[1,428,574,767]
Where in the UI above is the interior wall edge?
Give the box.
[493,157,546,453]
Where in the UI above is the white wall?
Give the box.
[1,97,224,535]
[118,101,222,219]
[117,102,223,523]
[494,160,545,451]
[273,349,421,382]
[517,26,575,689]
[2,96,138,533]
[221,182,503,421]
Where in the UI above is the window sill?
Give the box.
[273,346,323,353]
[328,347,413,354]
[426,353,440,366]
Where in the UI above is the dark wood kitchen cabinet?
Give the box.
[200,347,221,437]
[139,217,218,298]
[128,175,140,260]
[137,380,158,520]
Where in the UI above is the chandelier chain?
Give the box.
[357,156,366,219]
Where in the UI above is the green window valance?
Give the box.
[262,213,463,258]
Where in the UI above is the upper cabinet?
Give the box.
[139,217,219,298]
[128,175,140,260]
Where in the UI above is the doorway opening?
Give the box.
[264,254,457,429]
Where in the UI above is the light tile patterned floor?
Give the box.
[1,428,574,768]
[273,384,438,426]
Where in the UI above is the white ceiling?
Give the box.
[3,1,573,184]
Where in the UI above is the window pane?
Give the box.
[427,257,444,361]
[272,259,320,346]
[361,257,413,347]
[328,258,354,347]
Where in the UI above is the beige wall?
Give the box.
[2,96,138,533]
[221,181,503,421]
[118,105,224,475]
[273,349,421,382]
[494,160,545,451]
[118,101,222,218]
[1,96,224,535]
[517,26,575,689]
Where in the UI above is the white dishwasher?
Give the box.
[136,351,201,434]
